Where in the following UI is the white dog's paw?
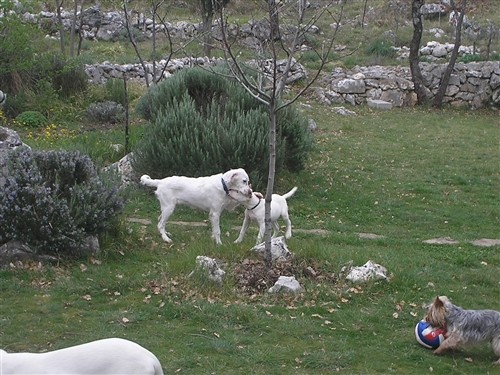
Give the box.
[161,234,173,243]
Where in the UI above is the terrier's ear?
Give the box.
[434,296,444,308]
[255,192,264,199]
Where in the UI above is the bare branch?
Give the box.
[123,1,150,87]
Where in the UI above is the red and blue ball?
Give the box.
[415,320,446,349]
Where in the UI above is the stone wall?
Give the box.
[85,57,307,86]
[85,59,499,109]
[316,61,500,109]
[84,57,222,85]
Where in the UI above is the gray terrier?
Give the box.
[425,296,500,365]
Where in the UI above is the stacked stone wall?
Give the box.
[316,61,499,109]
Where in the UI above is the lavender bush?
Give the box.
[0,149,124,257]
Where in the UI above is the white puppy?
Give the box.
[141,168,252,245]
[235,187,297,244]
[0,338,163,375]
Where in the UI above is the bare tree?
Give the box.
[123,1,151,87]
[69,0,79,57]
[55,0,66,55]
[123,1,189,87]
[214,0,342,265]
[409,0,428,105]
[433,0,467,108]
[198,0,230,57]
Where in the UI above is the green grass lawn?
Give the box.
[1,106,499,374]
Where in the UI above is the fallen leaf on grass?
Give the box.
[90,257,101,265]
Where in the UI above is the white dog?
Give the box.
[141,168,252,245]
[235,187,297,244]
[0,338,163,375]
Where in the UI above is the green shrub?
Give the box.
[15,111,47,128]
[365,39,397,58]
[105,78,127,106]
[51,55,89,97]
[0,149,124,257]
[86,101,125,124]
[0,15,38,94]
[459,54,482,63]
[133,67,312,189]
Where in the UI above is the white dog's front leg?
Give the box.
[235,214,250,243]
[272,221,281,238]
[283,214,292,239]
[256,219,266,244]
[209,210,222,245]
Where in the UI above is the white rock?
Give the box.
[189,256,225,284]
[251,236,293,263]
[268,276,303,294]
[346,260,388,283]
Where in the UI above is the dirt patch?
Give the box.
[233,257,337,295]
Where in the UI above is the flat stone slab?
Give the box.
[367,98,393,110]
[470,239,500,247]
[423,237,459,245]
[358,233,386,240]
[127,217,152,225]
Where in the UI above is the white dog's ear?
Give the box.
[254,192,264,199]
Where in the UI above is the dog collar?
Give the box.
[221,178,230,195]
[249,199,261,210]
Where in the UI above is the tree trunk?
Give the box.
[69,0,78,58]
[433,0,466,108]
[264,101,277,267]
[268,0,281,41]
[200,0,213,57]
[361,0,368,28]
[55,0,65,55]
[123,74,130,154]
[409,0,427,105]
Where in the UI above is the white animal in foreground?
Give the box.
[0,338,164,375]
[141,168,252,245]
[235,186,298,244]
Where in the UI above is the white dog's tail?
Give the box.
[282,186,298,200]
[140,174,160,188]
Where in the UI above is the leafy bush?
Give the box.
[51,55,89,97]
[87,101,125,124]
[15,111,47,128]
[133,68,312,189]
[105,78,127,106]
[459,54,482,63]
[0,149,124,257]
[0,5,37,91]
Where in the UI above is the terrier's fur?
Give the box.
[425,296,500,365]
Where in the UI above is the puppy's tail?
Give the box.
[140,174,160,188]
[282,186,298,200]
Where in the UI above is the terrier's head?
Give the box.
[425,296,449,328]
